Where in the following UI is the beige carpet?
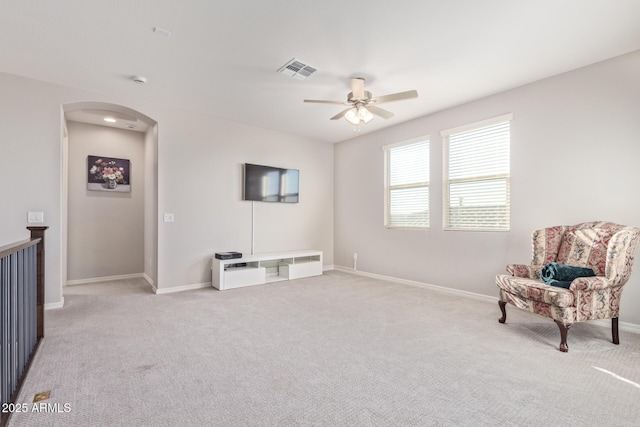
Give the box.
[8,271,640,426]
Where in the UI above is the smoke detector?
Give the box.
[132,75,147,84]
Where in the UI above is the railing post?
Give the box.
[26,227,47,339]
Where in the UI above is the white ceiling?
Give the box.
[1,1,639,143]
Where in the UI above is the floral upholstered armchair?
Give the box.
[495,221,640,352]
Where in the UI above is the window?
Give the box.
[383,137,429,229]
[442,114,512,231]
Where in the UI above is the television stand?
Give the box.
[211,250,323,290]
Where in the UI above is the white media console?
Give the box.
[211,250,323,290]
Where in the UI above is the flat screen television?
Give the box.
[243,163,299,203]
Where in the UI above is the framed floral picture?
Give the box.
[87,155,131,192]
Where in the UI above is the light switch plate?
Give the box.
[28,211,44,223]
[163,213,175,223]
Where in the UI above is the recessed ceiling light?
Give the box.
[104,117,116,123]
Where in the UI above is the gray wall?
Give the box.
[334,50,640,326]
[67,121,145,281]
[0,72,334,305]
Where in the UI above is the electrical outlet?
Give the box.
[163,213,175,223]
[353,252,358,260]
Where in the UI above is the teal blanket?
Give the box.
[540,262,595,289]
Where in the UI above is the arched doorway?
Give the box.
[61,102,158,295]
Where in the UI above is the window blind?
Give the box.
[383,139,429,228]
[443,116,511,231]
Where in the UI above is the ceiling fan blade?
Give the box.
[330,108,354,120]
[366,105,394,119]
[350,78,366,100]
[304,99,348,105]
[370,89,418,105]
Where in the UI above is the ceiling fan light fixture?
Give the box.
[357,105,374,123]
[345,108,360,125]
[304,77,417,126]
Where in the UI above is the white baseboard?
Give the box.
[143,273,157,293]
[66,273,144,286]
[45,298,64,310]
[143,273,155,286]
[621,321,640,334]
[322,265,335,271]
[591,318,640,334]
[154,282,211,295]
[334,266,640,334]
[334,265,497,304]
[65,272,208,295]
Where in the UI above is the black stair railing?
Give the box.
[0,226,47,427]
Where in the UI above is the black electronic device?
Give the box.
[215,251,243,260]
[243,163,299,203]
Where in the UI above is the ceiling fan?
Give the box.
[304,77,418,125]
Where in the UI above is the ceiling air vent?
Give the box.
[277,58,317,80]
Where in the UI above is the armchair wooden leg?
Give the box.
[612,317,620,345]
[554,320,572,352]
[498,301,507,323]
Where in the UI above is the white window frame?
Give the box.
[382,136,430,229]
[441,113,512,232]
